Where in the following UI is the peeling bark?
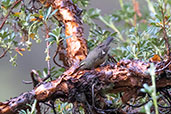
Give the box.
[54,0,87,66]
[0,59,170,114]
[0,0,171,114]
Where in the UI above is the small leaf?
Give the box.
[13,12,21,17]
[49,9,58,17]
[45,37,56,42]
[48,32,57,38]
[111,32,117,36]
[62,35,72,40]
[31,13,40,17]
[50,66,56,71]
[45,6,52,20]
[43,70,47,78]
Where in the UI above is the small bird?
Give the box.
[78,37,114,70]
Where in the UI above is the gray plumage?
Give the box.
[79,37,114,70]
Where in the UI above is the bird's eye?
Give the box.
[101,50,106,55]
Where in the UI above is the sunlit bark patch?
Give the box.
[54,0,87,66]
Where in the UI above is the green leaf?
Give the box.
[45,6,52,20]
[62,35,72,40]
[31,13,40,17]
[49,32,57,38]
[43,70,47,78]
[45,37,56,42]
[49,9,58,17]
[111,32,117,36]
[30,100,37,114]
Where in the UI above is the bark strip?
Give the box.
[0,59,170,114]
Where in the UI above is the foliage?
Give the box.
[83,0,170,113]
[19,100,37,114]
[83,0,170,61]
[0,0,170,113]
[141,64,158,114]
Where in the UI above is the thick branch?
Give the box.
[0,0,170,114]
[53,0,87,66]
[0,59,170,114]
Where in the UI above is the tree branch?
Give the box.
[0,0,22,30]
[54,0,87,66]
[0,59,170,114]
[0,48,9,59]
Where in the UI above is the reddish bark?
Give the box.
[54,0,87,66]
[0,0,170,114]
[0,59,170,114]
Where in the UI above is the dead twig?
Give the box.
[36,101,41,114]
[50,100,57,114]
[108,54,118,63]
[126,99,151,108]
[0,0,22,30]
[156,60,171,73]
[23,69,52,87]
[53,46,67,69]
[23,69,42,87]
[0,48,9,59]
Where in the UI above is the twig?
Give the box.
[160,5,170,58]
[0,48,9,59]
[52,20,67,68]
[158,94,171,108]
[158,104,171,108]
[120,92,151,108]
[108,54,118,63]
[36,101,42,114]
[158,89,171,108]
[126,99,151,108]
[23,69,42,87]
[43,102,53,109]
[50,100,57,114]
[53,46,66,69]
[44,21,51,77]
[160,89,171,104]
[156,60,171,73]
[0,0,22,30]
[23,69,53,86]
